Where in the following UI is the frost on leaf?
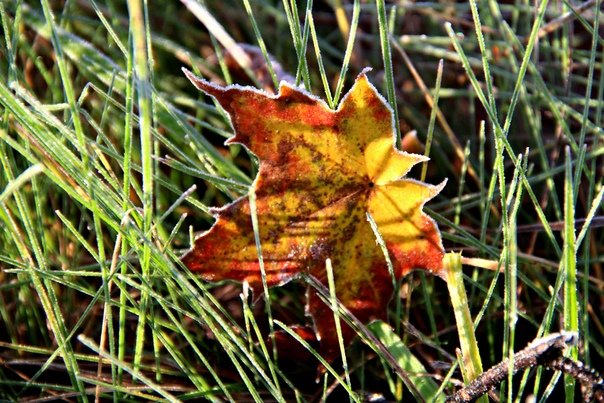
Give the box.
[182,68,446,359]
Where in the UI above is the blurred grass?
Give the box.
[0,0,602,401]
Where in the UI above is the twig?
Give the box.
[446,332,604,402]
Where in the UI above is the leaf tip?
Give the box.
[358,66,373,79]
[183,68,224,96]
[434,177,448,195]
[182,67,200,86]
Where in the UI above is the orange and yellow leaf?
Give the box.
[182,68,446,358]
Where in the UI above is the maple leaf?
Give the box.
[182,68,446,359]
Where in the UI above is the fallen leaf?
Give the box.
[182,68,446,359]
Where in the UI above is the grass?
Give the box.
[0,0,603,401]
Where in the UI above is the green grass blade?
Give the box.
[127,0,155,372]
[375,0,400,145]
[563,146,578,402]
[368,321,443,402]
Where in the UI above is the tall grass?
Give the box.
[0,1,602,401]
